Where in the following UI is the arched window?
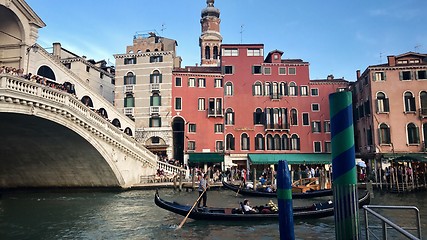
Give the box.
[98,108,108,118]
[37,65,56,81]
[226,134,235,150]
[290,109,298,126]
[124,94,135,107]
[81,96,93,108]
[420,91,427,115]
[376,92,389,113]
[290,134,300,150]
[289,82,298,96]
[225,108,234,125]
[407,123,419,144]
[205,46,211,60]
[124,127,133,136]
[150,70,162,83]
[253,82,263,96]
[266,134,274,150]
[272,82,279,99]
[253,108,264,125]
[255,134,265,150]
[124,72,136,85]
[150,93,161,106]
[112,119,121,128]
[282,135,289,150]
[274,134,281,150]
[404,92,416,112]
[213,46,219,59]
[241,133,250,150]
[280,82,287,96]
[264,82,271,96]
[379,123,391,144]
[225,82,233,96]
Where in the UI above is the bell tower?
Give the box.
[200,0,222,66]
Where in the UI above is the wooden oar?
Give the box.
[235,181,243,196]
[176,188,207,229]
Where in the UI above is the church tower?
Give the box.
[200,0,222,66]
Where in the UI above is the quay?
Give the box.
[131,180,223,191]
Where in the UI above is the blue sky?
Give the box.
[26,0,426,81]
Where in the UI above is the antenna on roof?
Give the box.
[161,23,167,36]
[240,24,244,43]
[414,44,422,53]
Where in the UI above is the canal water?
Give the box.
[0,188,425,240]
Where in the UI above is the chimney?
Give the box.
[387,55,396,67]
[327,74,334,80]
[52,42,61,59]
[356,70,361,79]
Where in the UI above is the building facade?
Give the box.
[353,52,427,164]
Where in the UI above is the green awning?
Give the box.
[188,153,224,163]
[383,153,427,163]
[248,153,331,165]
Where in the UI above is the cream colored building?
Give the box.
[114,32,181,158]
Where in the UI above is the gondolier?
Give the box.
[197,173,209,208]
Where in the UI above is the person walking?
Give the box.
[197,173,209,208]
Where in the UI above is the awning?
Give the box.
[383,153,427,163]
[248,153,331,165]
[188,153,224,163]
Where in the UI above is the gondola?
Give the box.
[154,189,370,221]
[222,180,333,199]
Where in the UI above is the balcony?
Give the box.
[207,109,223,118]
[124,107,134,116]
[124,85,134,93]
[264,123,290,131]
[150,83,160,92]
[419,108,427,118]
[150,106,160,115]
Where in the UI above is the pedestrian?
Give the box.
[197,173,209,208]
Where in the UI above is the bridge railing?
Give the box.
[157,161,186,176]
[0,74,158,168]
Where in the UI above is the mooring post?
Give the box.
[329,91,359,239]
[277,160,295,240]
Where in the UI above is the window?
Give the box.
[124,94,135,108]
[150,93,161,106]
[224,66,234,74]
[208,98,223,116]
[288,67,296,75]
[86,66,90,72]
[271,82,280,99]
[188,141,196,151]
[215,141,224,151]
[373,72,386,81]
[407,123,420,144]
[213,46,219,59]
[311,88,319,96]
[247,48,262,56]
[254,108,264,125]
[289,82,298,96]
[253,82,263,96]
[302,113,310,126]
[124,57,136,65]
[264,67,271,75]
[198,98,205,111]
[150,56,163,63]
[264,82,271,96]
[198,78,206,88]
[149,117,161,127]
[400,71,412,81]
[280,82,287,96]
[300,86,308,96]
[214,78,223,88]
[214,124,224,133]
[223,48,238,56]
[225,108,235,125]
[324,142,331,153]
[314,141,322,153]
[252,66,262,74]
[376,92,389,113]
[226,134,235,150]
[266,134,274,150]
[312,103,320,112]
[420,91,427,115]
[241,133,250,150]
[282,135,289,150]
[255,134,265,150]
[225,82,233,96]
[124,72,136,85]
[150,70,162,83]
[175,97,182,110]
[290,134,300,150]
[312,121,321,133]
[404,92,416,112]
[379,123,391,144]
[416,70,427,80]
[205,46,210,60]
[175,77,182,87]
[324,121,331,133]
[279,67,286,75]
[188,78,196,87]
[188,124,196,133]
[274,134,281,150]
[290,109,298,126]
[152,137,160,144]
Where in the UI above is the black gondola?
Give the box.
[154,189,370,221]
[222,180,333,199]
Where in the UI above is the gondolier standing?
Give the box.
[197,173,209,208]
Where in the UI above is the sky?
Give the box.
[26,0,427,81]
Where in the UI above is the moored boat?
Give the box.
[154,189,370,221]
[222,180,333,199]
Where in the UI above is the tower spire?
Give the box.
[200,0,222,66]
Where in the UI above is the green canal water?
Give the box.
[0,188,425,239]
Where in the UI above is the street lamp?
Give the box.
[26,43,39,74]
